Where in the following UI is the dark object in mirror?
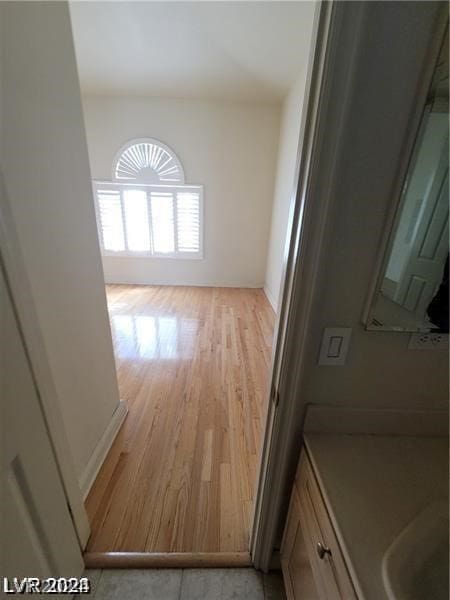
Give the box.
[427,255,449,333]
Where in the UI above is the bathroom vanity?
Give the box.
[281,434,448,600]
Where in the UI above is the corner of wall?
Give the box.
[263,71,309,319]
[79,399,128,499]
[263,284,278,312]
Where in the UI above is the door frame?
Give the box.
[0,168,90,548]
[251,0,369,570]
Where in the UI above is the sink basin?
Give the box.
[382,500,449,600]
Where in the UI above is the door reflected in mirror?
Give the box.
[367,27,449,333]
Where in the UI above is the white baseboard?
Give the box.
[104,279,265,288]
[263,285,278,312]
[79,399,128,500]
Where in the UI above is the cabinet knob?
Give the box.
[317,541,332,559]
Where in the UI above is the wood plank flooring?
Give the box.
[85,285,275,553]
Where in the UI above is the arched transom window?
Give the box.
[93,138,203,258]
[113,138,185,184]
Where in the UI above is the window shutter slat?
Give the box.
[95,183,202,258]
[150,192,175,254]
[115,140,184,184]
[123,189,151,251]
[97,189,125,251]
[177,192,200,253]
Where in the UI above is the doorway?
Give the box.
[68,0,319,560]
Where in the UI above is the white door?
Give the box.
[0,261,84,580]
[395,134,449,317]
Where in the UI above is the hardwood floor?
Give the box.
[85,285,275,553]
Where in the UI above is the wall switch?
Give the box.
[318,327,352,366]
[408,332,449,350]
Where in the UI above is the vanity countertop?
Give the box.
[304,434,448,600]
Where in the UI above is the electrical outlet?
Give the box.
[408,332,449,350]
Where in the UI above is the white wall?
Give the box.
[0,2,121,481]
[264,73,308,311]
[82,96,280,287]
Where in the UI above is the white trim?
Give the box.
[103,254,204,261]
[79,399,128,500]
[251,0,367,571]
[103,279,265,289]
[263,285,278,312]
[102,253,204,261]
[96,181,202,191]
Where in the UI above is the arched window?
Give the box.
[93,138,203,258]
[113,138,185,184]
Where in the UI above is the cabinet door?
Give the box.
[281,451,358,600]
[281,486,320,600]
[296,453,357,600]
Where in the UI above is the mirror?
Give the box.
[366,27,449,333]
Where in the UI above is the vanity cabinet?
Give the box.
[281,451,357,600]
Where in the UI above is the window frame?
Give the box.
[93,180,204,260]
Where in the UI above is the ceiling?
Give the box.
[69,1,316,103]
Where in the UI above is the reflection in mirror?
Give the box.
[367,27,449,332]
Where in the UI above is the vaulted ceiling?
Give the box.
[70,1,316,102]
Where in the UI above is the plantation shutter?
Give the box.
[94,183,202,258]
[123,189,151,251]
[149,191,175,254]
[176,192,201,253]
[97,189,125,251]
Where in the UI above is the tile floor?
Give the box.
[79,568,286,600]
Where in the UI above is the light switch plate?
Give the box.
[318,327,352,366]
